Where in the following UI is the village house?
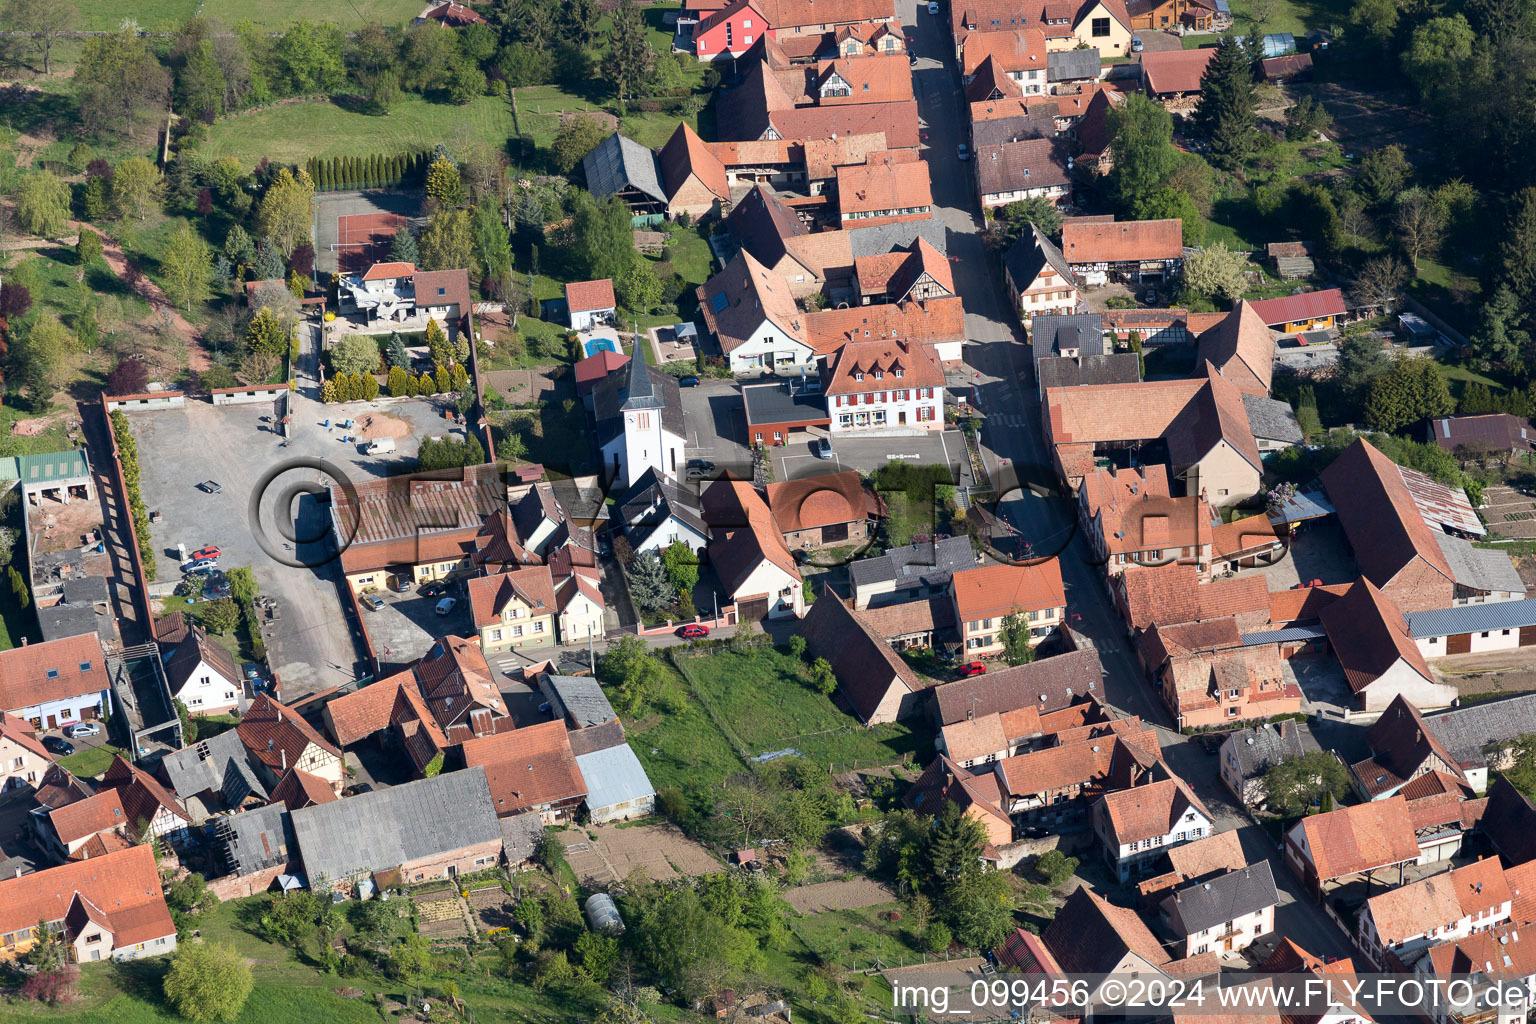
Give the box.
[853,238,955,306]
[469,566,557,653]
[856,596,955,650]
[236,693,346,796]
[724,185,855,300]
[0,711,52,791]
[961,28,1049,90]
[799,594,925,723]
[975,137,1073,209]
[805,293,968,363]
[950,0,1134,61]
[703,479,805,620]
[1059,217,1184,284]
[1428,413,1536,460]
[34,789,136,862]
[698,250,815,375]
[1141,47,1218,104]
[1248,288,1346,334]
[692,0,772,60]
[157,728,269,818]
[537,673,625,755]
[1137,827,1247,897]
[1284,796,1421,895]
[0,845,175,963]
[1197,300,1274,398]
[1042,887,1172,999]
[931,647,1104,726]
[1350,692,1536,799]
[1004,225,1081,325]
[1031,312,1141,398]
[1115,560,1271,637]
[996,727,1164,831]
[461,719,587,822]
[904,755,1014,848]
[290,770,504,892]
[1219,721,1308,809]
[1077,464,1213,575]
[565,279,616,332]
[576,743,656,824]
[835,154,933,228]
[766,470,884,549]
[1160,862,1279,957]
[0,632,110,732]
[161,626,243,717]
[1357,857,1514,968]
[97,756,190,846]
[823,338,945,434]
[849,535,978,609]
[715,57,922,149]
[658,123,732,220]
[1140,618,1302,728]
[1093,776,1215,882]
[1416,922,1536,1024]
[1320,578,1459,714]
[951,559,1067,657]
[1127,0,1218,31]
[1049,47,1104,89]
[616,468,710,556]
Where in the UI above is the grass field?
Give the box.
[56,742,127,779]
[674,647,933,771]
[200,94,515,168]
[79,0,423,32]
[625,656,746,793]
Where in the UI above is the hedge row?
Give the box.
[305,151,431,193]
[110,409,158,583]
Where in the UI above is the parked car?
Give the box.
[344,783,373,797]
[1131,33,1144,52]
[186,564,222,577]
[910,52,918,66]
[203,579,232,600]
[679,375,700,388]
[65,722,101,739]
[927,1,939,13]
[435,597,458,615]
[360,593,384,611]
[813,437,833,459]
[687,458,715,471]
[43,736,74,756]
[190,545,221,562]
[677,623,710,639]
[419,581,449,598]
[389,575,412,593]
[197,480,222,494]
[957,142,970,161]
[957,662,987,678]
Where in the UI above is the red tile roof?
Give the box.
[952,560,1066,620]
[0,845,172,946]
[1321,578,1433,694]
[424,1,487,25]
[1320,440,1454,595]
[1247,288,1346,328]
[50,790,128,845]
[1117,561,1270,631]
[237,693,340,775]
[468,566,557,630]
[1142,47,1218,95]
[962,27,1048,77]
[361,261,415,281]
[100,755,188,834]
[1197,300,1273,395]
[1267,583,1350,624]
[1098,777,1211,845]
[565,278,616,313]
[1060,218,1183,264]
[660,122,730,202]
[702,479,801,595]
[0,709,50,762]
[574,350,630,396]
[804,297,966,354]
[836,155,932,216]
[767,470,882,532]
[823,338,945,395]
[757,0,896,30]
[323,670,417,746]
[271,767,340,811]
[0,633,107,713]
[461,719,586,815]
[799,596,922,723]
[1290,796,1419,881]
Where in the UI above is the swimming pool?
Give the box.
[583,335,621,358]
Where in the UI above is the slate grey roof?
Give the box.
[1035,353,1140,390]
[848,218,949,259]
[582,133,666,206]
[1420,693,1536,768]
[1240,625,1327,645]
[36,575,113,645]
[972,114,1056,149]
[1003,227,1078,297]
[500,810,544,865]
[290,768,502,886]
[1241,394,1304,445]
[849,535,977,592]
[617,468,709,546]
[1031,313,1105,361]
[1405,598,1536,639]
[1435,535,1526,596]
[1048,48,1102,82]
[933,648,1103,725]
[592,364,684,446]
[1161,862,1279,935]
[161,728,269,807]
[575,744,656,813]
[620,330,661,411]
[216,802,294,877]
[542,673,617,729]
[1222,721,1306,779]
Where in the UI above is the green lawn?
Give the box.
[79,0,422,31]
[56,742,126,779]
[1222,0,1351,38]
[200,94,516,169]
[674,647,934,771]
[625,656,746,793]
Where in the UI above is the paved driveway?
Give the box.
[771,430,966,482]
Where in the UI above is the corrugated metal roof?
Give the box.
[1404,598,1536,639]
[1400,464,1484,537]
[1435,536,1524,595]
[575,744,655,813]
[1267,487,1334,525]
[1240,625,1327,645]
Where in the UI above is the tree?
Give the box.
[24,921,67,973]
[446,56,486,104]
[660,541,699,596]
[75,28,171,139]
[602,1,655,114]
[290,242,316,279]
[1354,255,1409,310]
[76,228,104,267]
[1262,751,1349,816]
[473,197,513,283]
[162,224,213,312]
[163,942,253,1023]
[202,598,240,635]
[14,315,73,405]
[626,550,673,611]
[331,333,381,375]
[9,566,30,610]
[108,357,149,395]
[572,193,636,283]
[497,431,528,462]
[1335,331,1391,400]
[1192,37,1256,169]
[552,114,610,175]
[809,657,837,696]
[1401,15,1475,110]
[368,67,403,114]
[999,196,1062,240]
[1365,356,1455,433]
[1181,242,1248,301]
[1357,145,1410,206]
[109,157,164,222]
[618,258,664,314]
[273,20,345,94]
[1351,0,1400,47]
[425,317,453,368]
[1035,849,1079,886]
[947,868,1015,950]
[926,801,987,882]
[1472,285,1532,367]
[419,208,474,271]
[257,168,315,257]
[246,307,288,355]
[15,171,71,238]
[426,157,464,209]
[0,281,32,321]
[226,566,258,604]
[1499,188,1536,302]
[997,611,1036,666]
[223,224,256,267]
[1107,94,1178,214]
[1,0,78,74]
[389,227,419,264]
[1393,187,1445,269]
[1283,94,1332,140]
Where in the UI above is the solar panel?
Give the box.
[711,291,729,313]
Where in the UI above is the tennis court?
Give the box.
[333,212,410,275]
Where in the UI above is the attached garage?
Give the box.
[737,596,771,621]
[1407,599,1536,659]
[1445,633,1471,656]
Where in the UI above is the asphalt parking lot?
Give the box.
[127,395,467,697]
[361,584,475,674]
[771,429,967,483]
[679,377,752,475]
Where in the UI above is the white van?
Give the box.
[366,437,397,455]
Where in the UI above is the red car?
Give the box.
[958,662,987,678]
[677,624,710,639]
[190,545,221,562]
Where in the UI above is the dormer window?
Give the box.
[894,368,903,378]
[874,370,883,380]
[854,371,863,381]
